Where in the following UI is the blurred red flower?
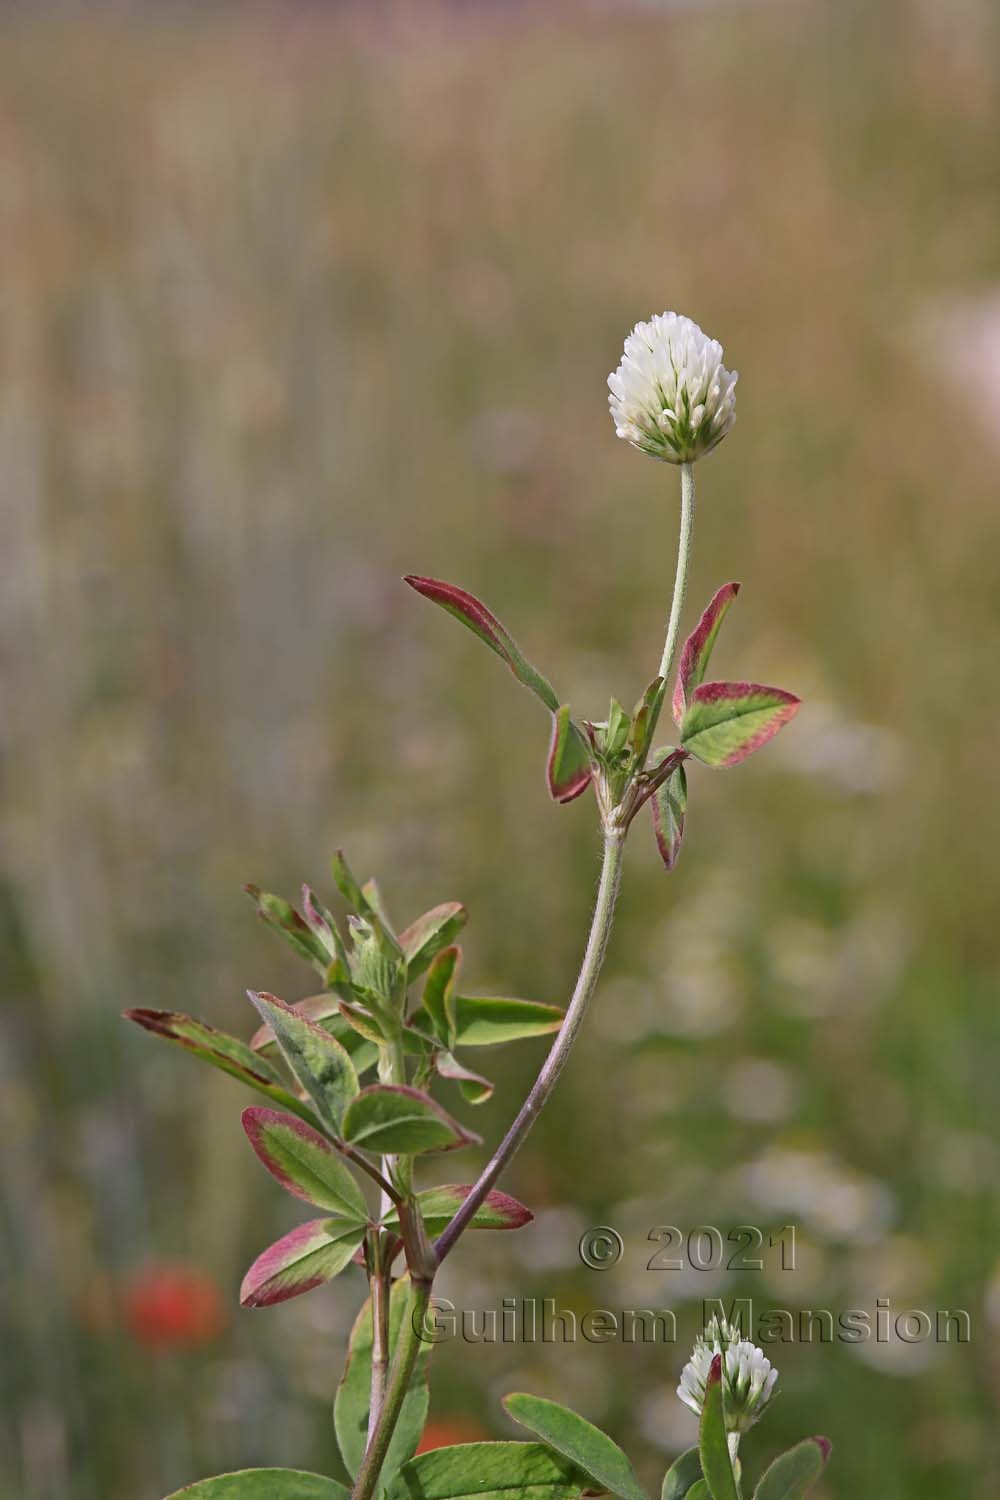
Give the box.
[415,1416,488,1454]
[120,1261,226,1351]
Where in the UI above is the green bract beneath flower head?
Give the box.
[677,1316,778,1434]
[608,312,737,464]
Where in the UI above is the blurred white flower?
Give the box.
[677,1317,778,1434]
[608,312,737,464]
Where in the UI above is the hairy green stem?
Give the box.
[351,1277,431,1500]
[646,460,695,755]
[366,1248,390,1442]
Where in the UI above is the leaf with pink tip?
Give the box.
[450,994,564,1047]
[651,757,687,871]
[752,1437,832,1499]
[241,1108,369,1219]
[699,1355,738,1500]
[382,1185,533,1236]
[420,945,461,1048]
[240,1218,364,1308]
[435,1051,494,1105]
[342,1084,481,1155]
[672,582,741,726]
[248,991,360,1136]
[399,903,467,980]
[243,885,331,973]
[123,1009,321,1128]
[404,575,560,713]
[680,682,800,768]
[547,706,592,804]
[249,997,379,1078]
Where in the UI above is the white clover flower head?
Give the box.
[608,312,737,464]
[677,1318,778,1434]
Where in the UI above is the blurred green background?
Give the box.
[2,2,999,1496]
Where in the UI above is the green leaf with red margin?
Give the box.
[335,1275,432,1479]
[301,884,349,965]
[651,755,687,871]
[672,582,741,726]
[399,904,467,980]
[502,1393,647,1500]
[404,575,560,713]
[164,1471,349,1499]
[241,1108,369,1220]
[421,946,461,1048]
[752,1438,832,1500]
[123,1009,321,1128]
[547,706,592,804]
[450,994,564,1047]
[382,1184,532,1236]
[243,885,330,972]
[240,1218,364,1308]
[680,682,800,768]
[699,1356,738,1500]
[247,991,359,1136]
[341,1085,481,1154]
[435,1050,494,1105]
[249,996,379,1077]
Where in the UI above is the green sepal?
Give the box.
[123,1009,321,1128]
[247,991,359,1136]
[752,1438,831,1499]
[243,885,330,973]
[381,1184,532,1236]
[450,994,564,1047]
[679,682,800,769]
[240,1218,364,1308]
[604,698,631,758]
[341,1085,481,1154]
[335,1276,432,1479]
[163,1471,350,1499]
[404,575,560,713]
[686,1486,711,1500]
[662,1447,703,1500]
[699,1357,738,1500]
[400,904,468,981]
[502,1393,647,1500]
[241,1107,369,1219]
[387,1442,591,1500]
[547,706,592,804]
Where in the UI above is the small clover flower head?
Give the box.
[677,1318,778,1434]
[608,312,737,464]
